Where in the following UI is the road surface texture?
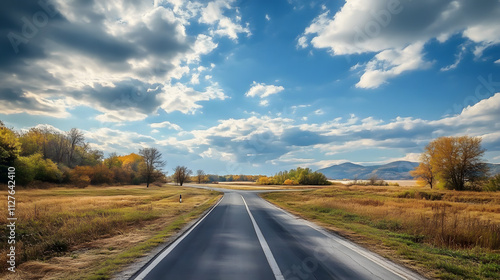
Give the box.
[132,186,426,280]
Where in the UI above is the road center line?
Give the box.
[133,195,224,280]
[241,195,285,280]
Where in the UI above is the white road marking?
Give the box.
[241,195,285,280]
[265,199,423,280]
[134,195,224,280]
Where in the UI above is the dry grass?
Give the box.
[0,184,221,280]
[262,185,500,279]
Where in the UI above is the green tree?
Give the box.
[0,123,21,166]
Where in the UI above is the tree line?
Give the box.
[0,121,271,188]
[411,136,499,191]
[257,167,331,185]
[0,121,167,187]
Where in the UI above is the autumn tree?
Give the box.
[410,152,435,189]
[0,123,21,166]
[413,136,489,190]
[139,148,166,188]
[196,169,205,184]
[174,166,192,186]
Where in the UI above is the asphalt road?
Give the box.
[132,187,426,280]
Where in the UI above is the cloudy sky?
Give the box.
[1,0,500,175]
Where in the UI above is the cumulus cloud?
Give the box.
[356,42,432,88]
[301,0,500,88]
[84,127,157,152]
[150,121,182,131]
[159,82,227,114]
[199,0,251,40]
[0,88,69,118]
[245,82,284,106]
[0,0,239,121]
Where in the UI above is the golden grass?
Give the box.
[262,185,500,280]
[0,184,221,280]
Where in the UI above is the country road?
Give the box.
[132,186,426,280]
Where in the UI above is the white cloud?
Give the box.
[245,81,284,98]
[96,111,148,123]
[297,36,308,49]
[159,82,227,114]
[84,127,156,152]
[301,0,500,87]
[199,0,251,40]
[265,14,270,21]
[495,59,500,64]
[0,91,69,118]
[150,121,182,130]
[356,42,432,88]
[186,34,218,63]
[314,109,324,115]
[441,44,467,71]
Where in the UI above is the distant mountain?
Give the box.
[317,161,500,180]
[488,164,500,176]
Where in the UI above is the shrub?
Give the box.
[14,153,63,184]
[257,176,271,185]
[283,179,299,185]
[484,174,500,192]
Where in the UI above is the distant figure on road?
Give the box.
[179,194,182,203]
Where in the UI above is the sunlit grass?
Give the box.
[0,184,221,280]
[262,185,500,279]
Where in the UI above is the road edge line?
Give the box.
[260,196,426,280]
[132,194,225,280]
[240,195,285,280]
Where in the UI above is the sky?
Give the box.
[1,0,500,175]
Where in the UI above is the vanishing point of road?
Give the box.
[132,185,426,280]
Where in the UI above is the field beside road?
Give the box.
[0,185,221,280]
[262,184,500,279]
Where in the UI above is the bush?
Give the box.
[14,156,36,185]
[14,154,63,184]
[257,176,271,185]
[484,174,500,192]
[283,179,299,185]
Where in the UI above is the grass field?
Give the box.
[0,184,221,280]
[262,185,500,280]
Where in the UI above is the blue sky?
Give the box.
[1,0,500,175]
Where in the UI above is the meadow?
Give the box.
[0,184,221,280]
[262,184,500,280]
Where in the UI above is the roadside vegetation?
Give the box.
[257,167,331,185]
[411,136,494,191]
[0,122,167,187]
[0,184,221,280]
[262,184,500,279]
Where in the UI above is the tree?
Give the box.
[196,169,205,184]
[67,128,85,167]
[0,124,21,166]
[139,148,166,188]
[174,166,192,186]
[414,136,489,190]
[410,152,435,188]
[104,152,122,169]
